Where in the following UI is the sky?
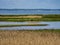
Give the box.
[0,0,60,9]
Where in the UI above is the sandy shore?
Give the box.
[0,30,60,45]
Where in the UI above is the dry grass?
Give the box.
[0,16,42,18]
[0,30,60,45]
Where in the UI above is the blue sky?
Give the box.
[0,0,60,9]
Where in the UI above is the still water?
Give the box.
[0,9,60,14]
[0,21,60,30]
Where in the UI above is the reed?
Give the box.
[0,30,60,45]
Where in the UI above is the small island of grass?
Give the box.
[0,14,60,22]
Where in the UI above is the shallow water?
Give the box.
[0,21,60,30]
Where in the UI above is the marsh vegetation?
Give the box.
[0,14,60,22]
[0,30,60,45]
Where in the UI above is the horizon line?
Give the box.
[0,8,60,9]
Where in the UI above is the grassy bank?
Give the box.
[0,30,60,45]
[0,14,60,22]
[0,24,48,27]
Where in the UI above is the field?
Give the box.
[0,14,60,22]
[0,30,60,45]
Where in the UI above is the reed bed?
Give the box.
[0,30,60,45]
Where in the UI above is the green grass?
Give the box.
[0,14,60,22]
[0,29,60,32]
[0,18,60,22]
